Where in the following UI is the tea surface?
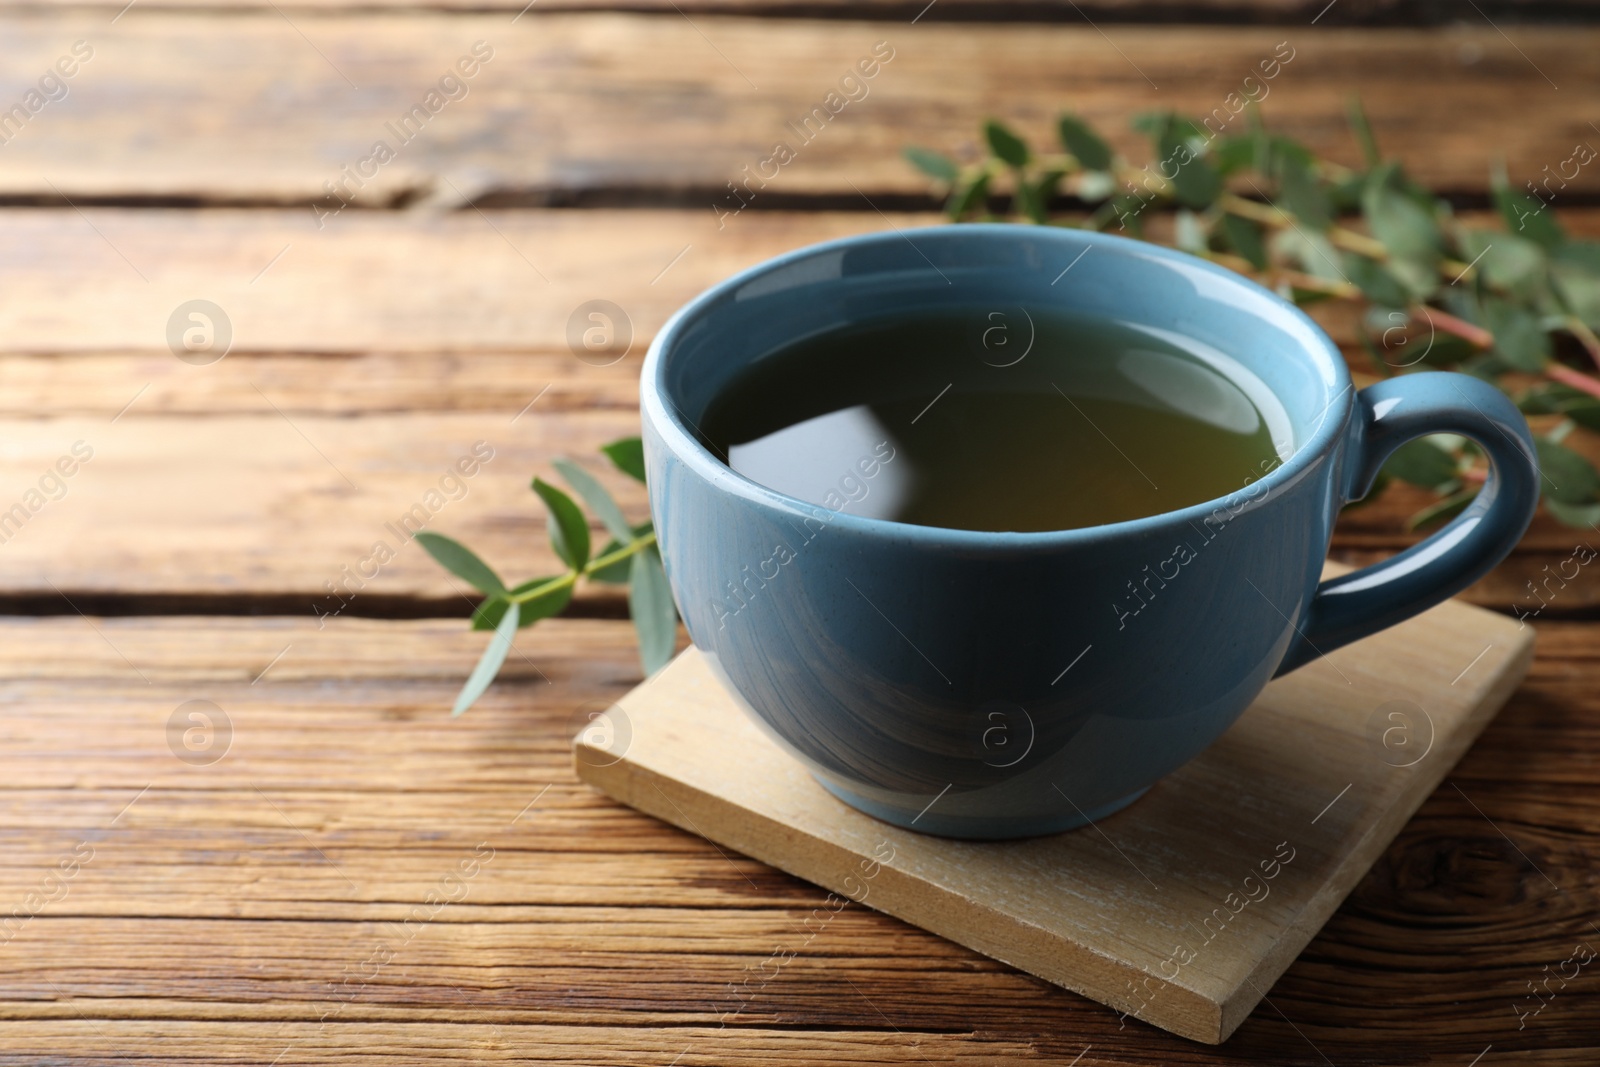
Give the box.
[700,308,1287,533]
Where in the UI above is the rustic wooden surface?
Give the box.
[578,591,1533,1043]
[0,0,1597,1063]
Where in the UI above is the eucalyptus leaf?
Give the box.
[1548,396,1600,435]
[1459,228,1546,298]
[946,171,991,221]
[1345,253,1411,308]
[1406,488,1477,532]
[1027,169,1064,223]
[601,437,646,483]
[1545,498,1600,528]
[902,146,959,183]
[1551,243,1600,327]
[1364,165,1442,266]
[1014,178,1041,223]
[1211,136,1255,176]
[1130,112,1169,139]
[1346,95,1381,168]
[452,600,519,717]
[984,120,1030,168]
[628,547,678,676]
[414,531,506,597]
[1535,438,1600,505]
[532,477,591,571]
[1278,155,1332,231]
[1057,114,1112,171]
[1159,129,1221,209]
[1273,227,1343,283]
[1381,437,1460,490]
[1493,164,1564,250]
[1220,214,1268,270]
[1481,298,1551,372]
[552,457,633,543]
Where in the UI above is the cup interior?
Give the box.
[650,224,1348,517]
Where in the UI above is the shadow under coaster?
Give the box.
[575,585,1532,1043]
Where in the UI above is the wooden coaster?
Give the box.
[575,587,1533,1044]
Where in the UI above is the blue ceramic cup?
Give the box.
[640,224,1539,839]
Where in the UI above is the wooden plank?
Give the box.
[8,0,1591,18]
[2,207,1596,357]
[0,16,1592,203]
[0,209,881,354]
[0,208,1595,607]
[0,614,1592,1062]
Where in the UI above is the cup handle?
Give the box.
[1274,372,1540,675]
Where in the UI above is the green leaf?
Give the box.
[1273,226,1343,283]
[1057,114,1112,171]
[1519,383,1600,433]
[532,477,591,571]
[471,575,574,630]
[414,531,506,597]
[1130,111,1169,139]
[1023,169,1063,223]
[984,120,1030,168]
[946,171,990,221]
[1363,165,1442,274]
[552,457,632,543]
[1221,214,1268,270]
[1278,155,1332,231]
[600,437,646,483]
[1492,163,1564,250]
[1346,94,1381,168]
[1459,228,1546,298]
[902,146,959,184]
[1535,438,1600,505]
[1262,134,1315,177]
[1546,498,1600,528]
[1345,253,1411,307]
[1551,242,1600,328]
[1481,298,1551,372]
[1327,171,1366,214]
[1382,437,1460,490]
[628,547,678,676]
[1159,128,1221,209]
[452,600,519,717]
[1211,136,1255,177]
[1406,488,1477,532]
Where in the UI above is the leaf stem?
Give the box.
[1546,362,1600,402]
[1417,305,1494,349]
[505,532,660,605]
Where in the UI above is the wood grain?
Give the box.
[0,614,1590,1063]
[0,17,1592,204]
[576,588,1534,1042]
[7,0,1586,18]
[0,208,1595,609]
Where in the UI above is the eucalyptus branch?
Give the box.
[417,437,679,715]
[906,101,1600,530]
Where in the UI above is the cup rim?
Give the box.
[643,223,1352,548]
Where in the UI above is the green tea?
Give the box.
[699,308,1288,533]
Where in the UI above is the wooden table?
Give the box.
[0,2,1596,1063]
